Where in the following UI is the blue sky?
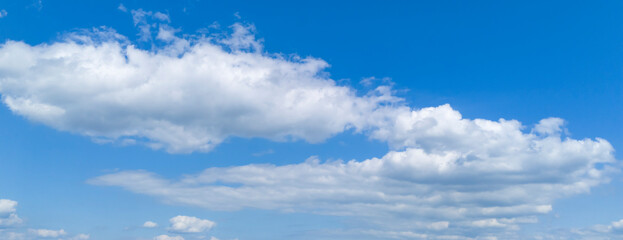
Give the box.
[0,1,622,239]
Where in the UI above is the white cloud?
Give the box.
[0,199,17,215]
[0,199,22,227]
[168,215,215,233]
[131,9,153,41]
[611,219,623,230]
[0,10,7,18]
[89,105,616,238]
[0,215,22,227]
[156,25,179,42]
[533,117,565,136]
[154,235,184,240]
[143,221,158,228]
[219,23,263,52]
[0,20,398,153]
[29,228,67,238]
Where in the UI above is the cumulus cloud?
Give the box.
[154,235,184,240]
[0,18,398,153]
[0,199,22,227]
[89,105,617,238]
[168,215,215,233]
[0,10,7,18]
[0,199,18,215]
[143,221,158,228]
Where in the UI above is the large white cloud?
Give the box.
[0,22,397,153]
[89,105,617,238]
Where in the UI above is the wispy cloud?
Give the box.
[130,8,170,41]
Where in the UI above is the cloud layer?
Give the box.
[90,105,617,238]
[1,12,620,239]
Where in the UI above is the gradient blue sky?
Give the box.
[0,1,622,240]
